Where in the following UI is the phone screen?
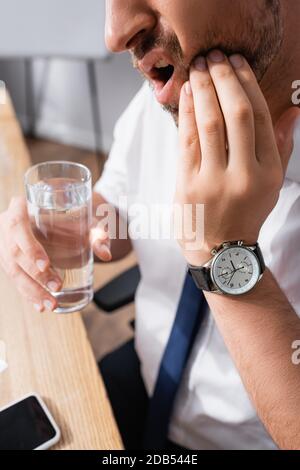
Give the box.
[0,396,57,450]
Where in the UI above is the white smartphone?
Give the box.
[0,393,61,450]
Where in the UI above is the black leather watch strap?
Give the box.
[188,265,215,292]
[253,243,265,273]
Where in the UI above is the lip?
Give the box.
[152,72,177,105]
[138,48,174,74]
[138,48,178,105]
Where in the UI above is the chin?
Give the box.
[145,75,180,125]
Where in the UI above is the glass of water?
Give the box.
[24,161,93,313]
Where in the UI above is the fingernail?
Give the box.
[193,56,207,71]
[229,54,244,69]
[208,50,224,63]
[101,245,112,257]
[47,281,60,292]
[36,259,47,272]
[94,240,103,253]
[95,239,110,254]
[43,300,54,311]
[184,81,192,95]
[99,244,112,261]
[33,303,42,312]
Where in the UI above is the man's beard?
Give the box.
[131,0,283,125]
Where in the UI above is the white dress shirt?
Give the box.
[94,83,300,450]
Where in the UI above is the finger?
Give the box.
[178,81,201,175]
[14,248,62,292]
[93,241,112,262]
[90,226,112,262]
[207,50,255,168]
[3,260,57,311]
[8,198,50,272]
[90,226,110,244]
[190,56,227,169]
[274,107,300,174]
[14,225,50,272]
[228,54,278,165]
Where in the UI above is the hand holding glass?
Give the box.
[24,161,93,313]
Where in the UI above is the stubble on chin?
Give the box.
[132,1,283,126]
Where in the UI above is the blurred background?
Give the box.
[0,1,142,171]
[0,0,142,363]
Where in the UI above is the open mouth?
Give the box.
[151,62,175,85]
[138,51,178,105]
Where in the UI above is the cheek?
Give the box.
[160,0,238,60]
[159,1,207,53]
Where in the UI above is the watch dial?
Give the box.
[211,247,260,295]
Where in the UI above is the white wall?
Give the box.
[0,0,107,58]
[0,53,143,152]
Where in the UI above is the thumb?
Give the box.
[90,227,112,262]
[274,106,300,174]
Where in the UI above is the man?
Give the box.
[0,0,300,450]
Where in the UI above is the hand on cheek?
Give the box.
[175,51,300,266]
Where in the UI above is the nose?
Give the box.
[105,0,157,52]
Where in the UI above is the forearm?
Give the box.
[92,192,132,262]
[205,268,300,449]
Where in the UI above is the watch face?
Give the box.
[211,246,260,295]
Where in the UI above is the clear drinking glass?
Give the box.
[24,161,93,313]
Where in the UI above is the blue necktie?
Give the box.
[143,271,208,449]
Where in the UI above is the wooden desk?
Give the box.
[0,94,123,450]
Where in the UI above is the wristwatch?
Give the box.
[188,240,265,295]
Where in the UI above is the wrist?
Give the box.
[184,250,211,267]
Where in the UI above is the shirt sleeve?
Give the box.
[261,180,300,318]
[94,84,147,210]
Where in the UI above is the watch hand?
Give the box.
[236,266,247,272]
[218,265,236,277]
[218,273,229,278]
[230,260,236,271]
[227,271,236,285]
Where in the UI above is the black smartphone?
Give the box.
[0,394,60,450]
